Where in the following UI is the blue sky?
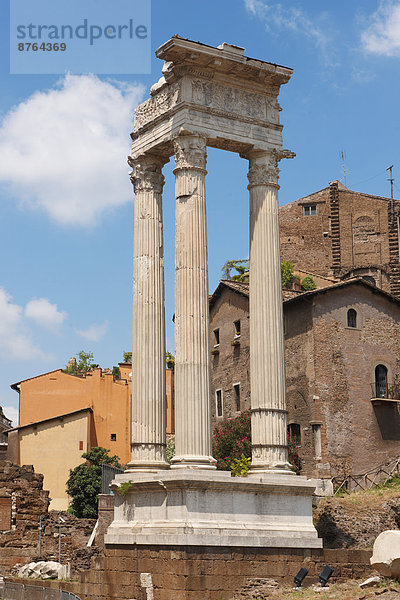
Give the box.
[1,0,400,425]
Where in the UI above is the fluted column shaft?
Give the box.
[248,151,291,473]
[127,154,168,471]
[171,134,216,469]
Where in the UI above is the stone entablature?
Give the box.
[131,36,293,160]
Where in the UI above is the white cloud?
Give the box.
[244,0,332,61]
[0,75,145,226]
[76,321,108,342]
[2,405,19,427]
[0,288,50,360]
[361,1,400,56]
[25,298,66,330]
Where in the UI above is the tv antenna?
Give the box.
[386,165,394,200]
[340,151,347,187]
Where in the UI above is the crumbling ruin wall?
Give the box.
[0,461,97,575]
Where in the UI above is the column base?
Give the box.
[250,463,296,476]
[105,470,322,548]
[125,460,169,472]
[170,455,217,470]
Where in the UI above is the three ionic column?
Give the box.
[247,151,292,473]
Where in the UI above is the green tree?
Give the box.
[122,351,132,363]
[221,259,249,281]
[281,261,295,288]
[64,351,98,375]
[166,351,175,370]
[112,366,121,379]
[212,411,301,474]
[66,447,122,518]
[301,275,317,291]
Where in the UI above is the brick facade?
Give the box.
[279,181,400,296]
[209,279,400,478]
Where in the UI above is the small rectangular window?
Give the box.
[79,441,83,451]
[216,389,223,417]
[110,433,117,441]
[233,384,240,412]
[213,328,220,346]
[303,204,317,216]
[234,320,241,337]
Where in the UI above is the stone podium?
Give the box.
[105,36,321,549]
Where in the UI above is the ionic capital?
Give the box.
[173,134,207,173]
[129,154,166,194]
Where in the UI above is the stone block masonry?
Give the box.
[17,545,372,600]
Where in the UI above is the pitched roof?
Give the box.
[10,369,84,392]
[7,407,92,433]
[210,277,400,310]
[283,277,400,307]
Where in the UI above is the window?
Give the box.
[216,389,223,417]
[234,320,241,337]
[110,433,117,441]
[375,365,388,398]
[303,204,317,216]
[287,423,301,446]
[79,441,83,451]
[213,328,220,346]
[233,383,240,411]
[347,308,357,328]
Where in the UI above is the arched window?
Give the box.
[287,423,301,446]
[347,308,357,328]
[375,364,388,398]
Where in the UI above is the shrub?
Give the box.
[213,411,302,474]
[212,411,251,471]
[231,454,251,477]
[301,275,317,291]
[281,261,295,288]
[66,447,122,518]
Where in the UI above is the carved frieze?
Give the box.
[191,79,279,123]
[134,83,181,131]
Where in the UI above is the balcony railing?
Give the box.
[371,382,400,401]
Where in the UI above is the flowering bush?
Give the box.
[212,410,252,471]
[212,410,302,474]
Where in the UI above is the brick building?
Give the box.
[209,278,400,478]
[279,181,400,297]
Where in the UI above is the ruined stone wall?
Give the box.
[209,289,250,422]
[0,461,97,575]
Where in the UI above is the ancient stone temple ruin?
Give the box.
[105,36,321,549]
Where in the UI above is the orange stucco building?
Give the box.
[11,364,175,464]
[9,364,175,508]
